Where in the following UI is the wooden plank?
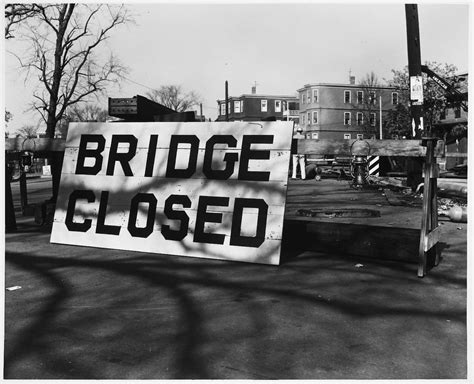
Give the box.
[65,121,294,148]
[445,152,468,158]
[424,224,441,253]
[60,147,291,182]
[297,139,445,157]
[51,121,294,265]
[51,222,283,265]
[283,219,420,263]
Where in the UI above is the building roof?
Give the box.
[297,83,396,92]
[217,94,298,103]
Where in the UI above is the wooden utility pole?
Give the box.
[405,4,424,138]
[225,80,229,122]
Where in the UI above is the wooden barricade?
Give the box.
[6,136,455,276]
[296,137,445,277]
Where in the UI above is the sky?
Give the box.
[3,1,471,135]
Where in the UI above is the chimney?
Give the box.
[350,76,356,85]
[251,85,256,94]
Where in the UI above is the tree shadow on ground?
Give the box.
[4,234,467,379]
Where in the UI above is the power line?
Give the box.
[122,75,156,91]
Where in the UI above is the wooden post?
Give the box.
[19,170,28,215]
[418,137,440,277]
[5,163,17,232]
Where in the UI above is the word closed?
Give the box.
[51,121,294,265]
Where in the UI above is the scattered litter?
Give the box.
[457,227,463,230]
[376,204,383,207]
[355,263,364,268]
[6,286,22,291]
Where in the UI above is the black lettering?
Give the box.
[230,198,268,248]
[144,135,159,177]
[65,190,95,232]
[203,135,238,180]
[162,194,191,241]
[127,193,157,238]
[96,191,121,235]
[165,135,199,178]
[238,135,274,181]
[75,134,105,175]
[106,135,138,176]
[193,196,229,245]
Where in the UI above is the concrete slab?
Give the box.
[4,179,467,379]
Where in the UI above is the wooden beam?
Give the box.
[445,152,468,158]
[5,138,66,152]
[297,139,445,157]
[423,225,441,252]
[283,219,420,263]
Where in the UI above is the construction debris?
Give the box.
[297,208,381,218]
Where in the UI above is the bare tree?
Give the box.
[16,124,38,139]
[4,4,43,39]
[66,103,109,122]
[385,62,460,138]
[58,104,109,138]
[353,72,380,137]
[146,85,202,112]
[7,4,131,199]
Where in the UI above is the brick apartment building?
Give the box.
[216,87,299,123]
[297,76,399,140]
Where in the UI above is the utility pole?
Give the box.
[225,80,229,122]
[405,4,424,138]
[200,103,203,122]
[405,4,426,193]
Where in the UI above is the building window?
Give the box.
[312,111,318,124]
[344,112,351,125]
[307,112,311,124]
[228,102,231,114]
[313,89,319,103]
[275,100,281,113]
[392,92,399,105]
[234,100,241,113]
[370,113,376,126]
[356,112,364,126]
[301,114,305,125]
[344,134,351,140]
[357,134,363,140]
[312,132,319,139]
[454,107,461,118]
[220,103,226,116]
[357,91,364,104]
[344,90,351,104]
[305,133,311,139]
[302,93,306,104]
[261,99,267,112]
[307,90,311,104]
[369,91,376,105]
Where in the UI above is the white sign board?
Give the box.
[410,75,424,103]
[51,121,294,265]
[42,165,51,176]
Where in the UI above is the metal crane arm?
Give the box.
[421,65,468,112]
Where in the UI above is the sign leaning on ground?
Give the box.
[50,121,294,265]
